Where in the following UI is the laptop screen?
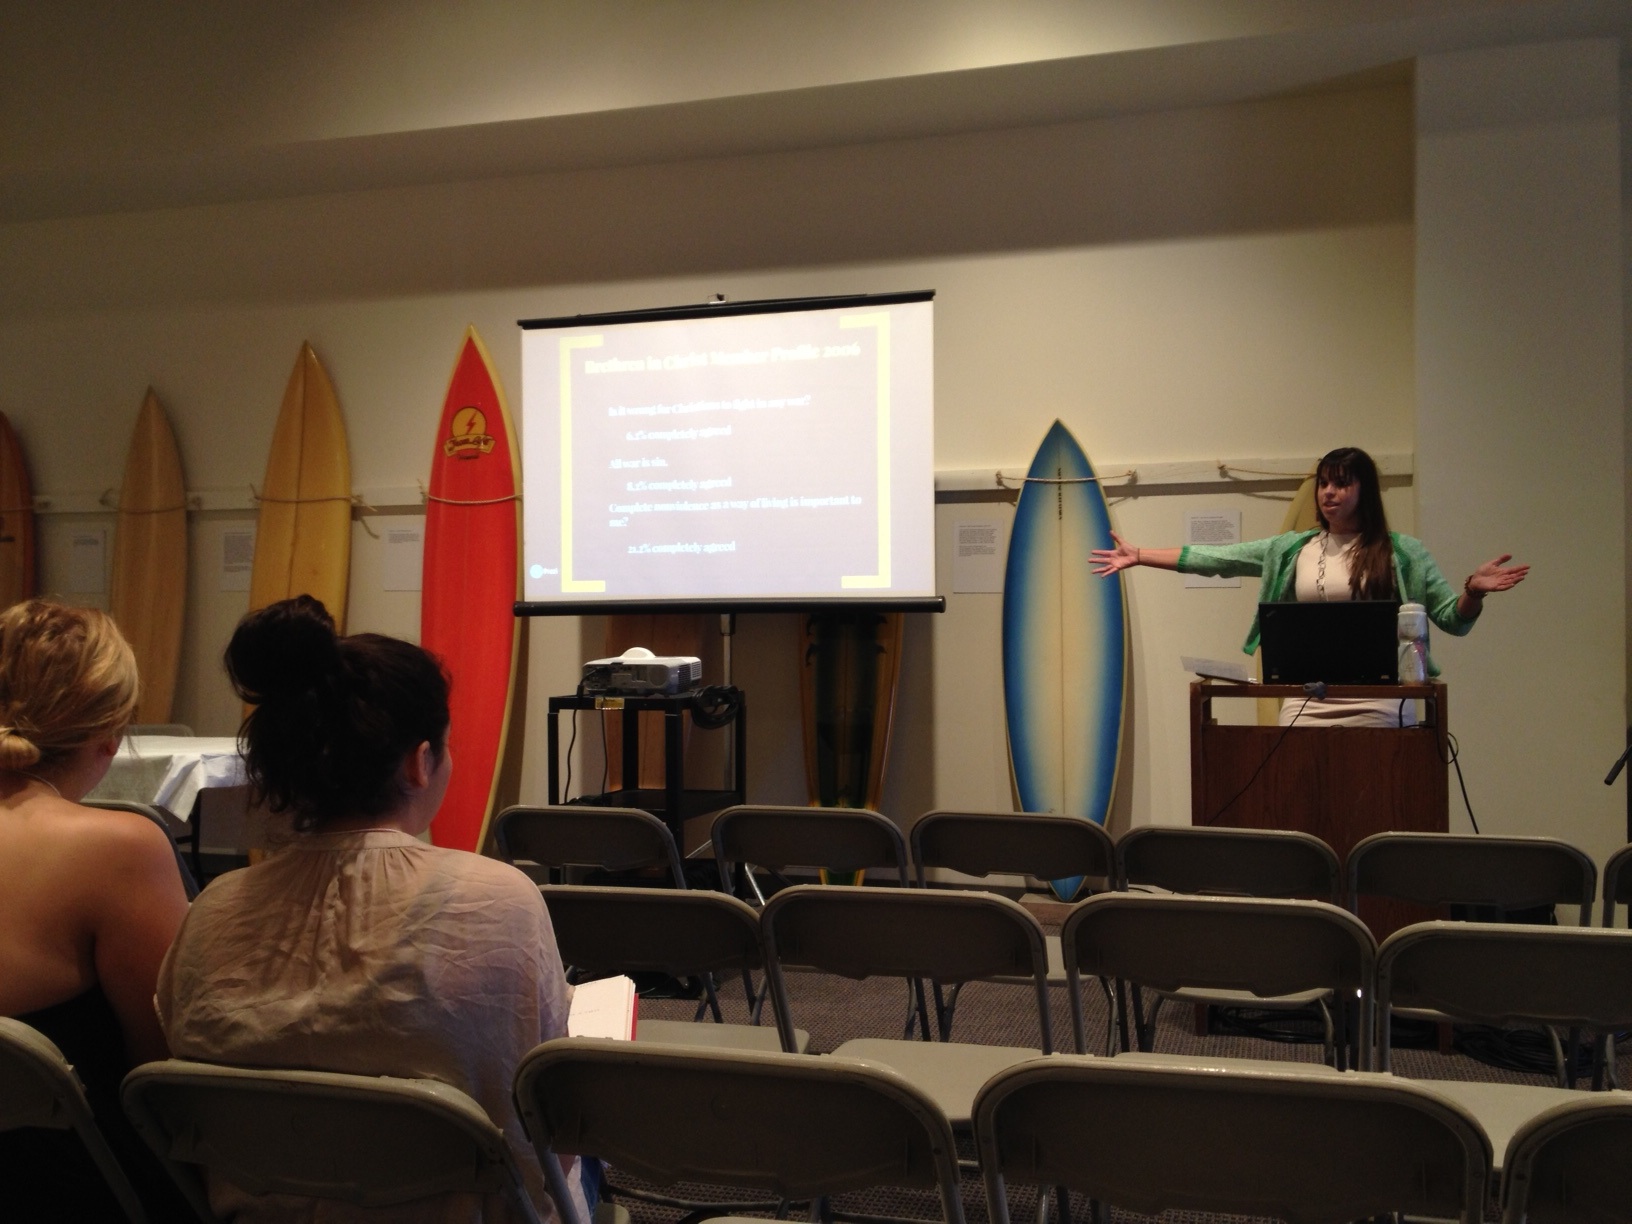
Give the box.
[1258,600,1401,685]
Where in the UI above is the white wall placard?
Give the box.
[67,528,106,593]
[382,526,425,592]
[952,519,1006,593]
[1183,509,1242,588]
[219,527,255,592]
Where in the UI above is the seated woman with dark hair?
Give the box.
[158,596,584,1224]
[0,600,193,1220]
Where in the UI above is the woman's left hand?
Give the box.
[1467,554,1529,595]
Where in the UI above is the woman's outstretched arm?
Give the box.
[1090,531,1181,576]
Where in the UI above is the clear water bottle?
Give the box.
[1397,602,1428,683]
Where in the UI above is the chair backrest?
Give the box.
[127,724,194,738]
[1375,921,1632,1068]
[514,1037,965,1224]
[1347,831,1597,925]
[0,1017,152,1223]
[121,1060,545,1222]
[1600,842,1632,927]
[1059,892,1377,1060]
[974,1056,1490,1224]
[85,800,200,900]
[909,809,1114,888]
[1499,1095,1632,1224]
[494,804,685,887]
[711,804,909,887]
[759,884,1052,1054]
[1116,825,1341,900]
[539,884,766,983]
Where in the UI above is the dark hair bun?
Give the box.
[226,595,341,705]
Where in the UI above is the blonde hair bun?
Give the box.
[0,601,139,770]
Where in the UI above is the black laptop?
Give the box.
[1258,600,1401,684]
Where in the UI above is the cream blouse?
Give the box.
[156,829,583,1224]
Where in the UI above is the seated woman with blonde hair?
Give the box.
[0,600,193,1219]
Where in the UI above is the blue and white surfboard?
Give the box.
[1002,420,1128,900]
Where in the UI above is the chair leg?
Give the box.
[1114,979,1132,1052]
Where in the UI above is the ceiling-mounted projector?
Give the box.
[581,646,703,696]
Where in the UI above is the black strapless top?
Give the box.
[3,985,195,1221]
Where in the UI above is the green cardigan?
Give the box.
[1177,529,1477,675]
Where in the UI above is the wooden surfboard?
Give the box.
[248,343,352,630]
[800,610,904,885]
[109,390,188,723]
[422,327,522,855]
[0,412,35,610]
[1002,420,1127,901]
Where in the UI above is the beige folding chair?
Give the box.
[1061,891,1376,1069]
[122,1059,547,1222]
[910,809,1115,1040]
[1499,1093,1632,1223]
[494,804,687,888]
[1347,831,1598,928]
[760,884,1051,1127]
[539,884,807,1052]
[1600,841,1632,927]
[1113,825,1344,1053]
[1376,920,1632,1177]
[0,1017,155,1224]
[513,1037,966,1224]
[711,803,910,902]
[974,1056,1491,1224]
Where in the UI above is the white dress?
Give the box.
[156,828,586,1224]
[1276,531,1416,728]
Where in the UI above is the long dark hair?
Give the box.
[225,596,450,831]
[1315,447,1395,600]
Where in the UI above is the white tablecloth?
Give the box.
[88,735,247,819]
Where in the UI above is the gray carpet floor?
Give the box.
[612,955,1624,1224]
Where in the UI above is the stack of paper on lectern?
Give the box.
[1181,655,1255,683]
[566,975,639,1040]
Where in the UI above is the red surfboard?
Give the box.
[422,327,521,853]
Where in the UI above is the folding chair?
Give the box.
[1600,841,1632,927]
[1499,1094,1632,1223]
[1113,825,1343,1052]
[711,804,910,903]
[1376,920,1632,1176]
[0,1017,152,1223]
[494,804,687,888]
[910,809,1114,1042]
[974,1056,1491,1224]
[1347,831,1598,928]
[1061,891,1376,1069]
[122,1060,546,1222]
[760,884,1052,1127]
[539,884,807,1052]
[514,1038,966,1224]
[713,804,914,1028]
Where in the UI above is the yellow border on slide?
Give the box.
[558,335,607,592]
[839,311,890,588]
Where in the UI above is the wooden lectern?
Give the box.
[1190,681,1448,938]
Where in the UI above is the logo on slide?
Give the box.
[445,406,495,458]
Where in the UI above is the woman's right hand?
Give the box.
[1090,532,1141,576]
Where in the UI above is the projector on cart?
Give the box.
[581,647,703,696]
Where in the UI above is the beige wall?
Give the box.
[1416,40,1626,867]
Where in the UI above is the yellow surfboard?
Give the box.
[110,390,188,723]
[248,344,352,630]
[0,412,35,611]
